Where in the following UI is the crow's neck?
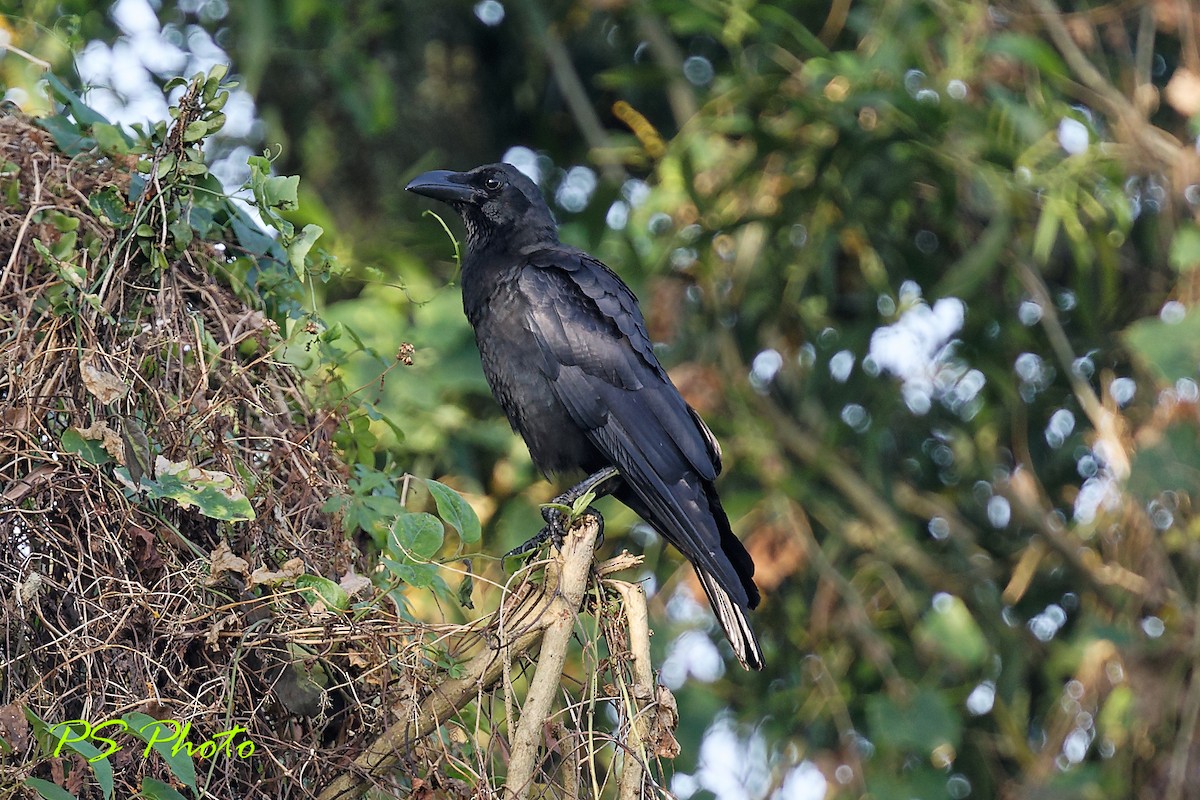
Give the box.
[460,225,556,323]
[462,220,557,256]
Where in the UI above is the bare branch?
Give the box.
[504,513,602,799]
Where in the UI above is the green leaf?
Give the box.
[36,115,92,155]
[46,73,111,126]
[36,721,114,799]
[1129,420,1200,499]
[286,223,323,281]
[61,428,113,465]
[24,778,77,800]
[123,713,197,793]
[914,595,988,669]
[381,556,439,588]
[1032,201,1061,265]
[51,213,80,232]
[424,479,481,544]
[91,122,131,154]
[155,153,178,180]
[34,239,86,287]
[1170,225,1200,272]
[985,33,1069,78]
[228,208,277,256]
[866,686,961,755]
[88,187,133,227]
[1124,308,1200,384]
[456,561,475,610]
[295,574,351,611]
[178,159,209,176]
[51,230,78,259]
[260,174,300,210]
[136,458,256,521]
[138,778,189,800]
[169,219,194,250]
[391,512,445,560]
[569,489,597,520]
[183,120,209,142]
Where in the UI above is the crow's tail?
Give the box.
[695,567,765,670]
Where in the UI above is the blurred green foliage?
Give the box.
[10,0,1200,796]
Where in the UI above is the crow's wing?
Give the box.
[518,245,757,615]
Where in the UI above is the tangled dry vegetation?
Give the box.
[0,81,677,799]
[0,107,401,798]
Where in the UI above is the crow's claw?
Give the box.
[503,527,553,559]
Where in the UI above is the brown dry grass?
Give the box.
[0,110,435,799]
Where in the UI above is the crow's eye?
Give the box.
[484,177,503,191]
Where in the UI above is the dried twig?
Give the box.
[504,514,601,799]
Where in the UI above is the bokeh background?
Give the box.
[6,0,1200,797]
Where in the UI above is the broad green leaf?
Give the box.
[46,73,110,126]
[179,160,209,176]
[183,120,209,142]
[391,512,444,560]
[123,713,197,792]
[33,239,85,287]
[260,174,300,210]
[287,223,323,281]
[295,574,351,611]
[25,778,77,800]
[136,457,255,521]
[381,556,439,588]
[424,479,481,544]
[35,721,114,800]
[1170,225,1200,272]
[866,686,961,755]
[138,778,189,800]
[155,153,178,179]
[229,211,276,257]
[914,595,988,669]
[87,187,133,227]
[985,33,1069,78]
[1124,309,1200,384]
[61,428,112,465]
[91,122,131,153]
[36,115,91,155]
[1128,421,1200,499]
[569,489,597,520]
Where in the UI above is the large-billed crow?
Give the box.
[406,163,764,670]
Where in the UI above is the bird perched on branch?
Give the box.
[406,163,764,670]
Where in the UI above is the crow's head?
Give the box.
[406,163,558,250]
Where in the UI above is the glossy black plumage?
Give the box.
[406,163,764,669]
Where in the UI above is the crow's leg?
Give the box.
[505,467,623,558]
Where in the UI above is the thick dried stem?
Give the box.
[504,513,602,799]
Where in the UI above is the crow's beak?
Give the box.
[405,170,475,203]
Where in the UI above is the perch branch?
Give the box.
[612,580,655,800]
[504,512,602,799]
[317,514,605,800]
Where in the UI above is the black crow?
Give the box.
[406,163,764,670]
